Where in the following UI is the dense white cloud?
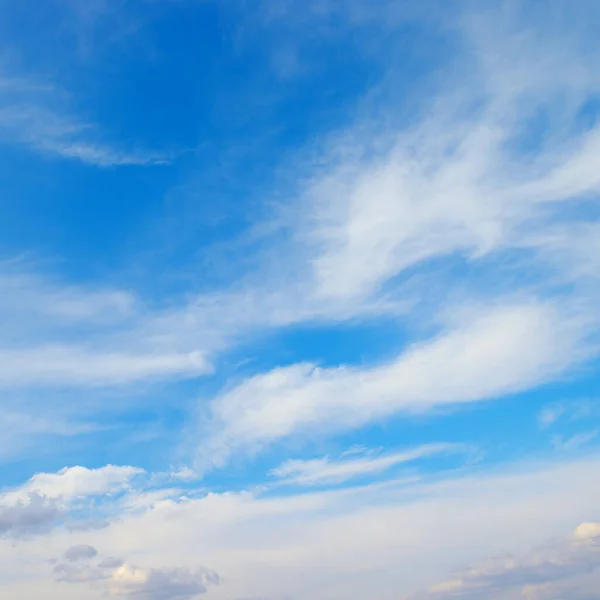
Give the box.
[4,465,144,504]
[0,466,144,539]
[0,493,62,538]
[108,564,219,599]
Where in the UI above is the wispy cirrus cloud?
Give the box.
[0,2,598,486]
[0,72,167,166]
[2,0,600,392]
[270,443,462,486]
[196,300,588,471]
[0,345,210,388]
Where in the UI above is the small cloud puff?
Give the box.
[63,544,98,562]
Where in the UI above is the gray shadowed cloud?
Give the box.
[52,545,219,600]
[98,556,124,569]
[107,564,220,599]
[54,545,121,584]
[63,544,98,562]
[405,522,600,600]
[0,492,63,538]
[53,562,108,584]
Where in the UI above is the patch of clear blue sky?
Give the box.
[0,0,453,285]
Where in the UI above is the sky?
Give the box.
[1,0,600,598]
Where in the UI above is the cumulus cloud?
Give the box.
[53,561,108,584]
[108,564,219,599]
[53,548,220,600]
[53,547,125,584]
[0,465,145,538]
[36,455,600,600]
[406,522,600,600]
[10,465,145,503]
[0,492,63,538]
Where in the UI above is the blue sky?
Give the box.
[1,1,600,599]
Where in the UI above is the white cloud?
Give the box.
[302,26,600,305]
[0,493,63,538]
[0,466,144,539]
[11,454,599,600]
[53,546,120,585]
[270,443,461,486]
[197,300,587,470]
[0,346,210,387]
[0,74,167,166]
[1,1,600,598]
[0,0,598,400]
[52,539,219,599]
[108,564,219,599]
[405,521,600,600]
[0,269,135,327]
[1,0,595,400]
[0,267,213,389]
[574,523,600,543]
[4,465,144,504]
[53,561,109,584]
